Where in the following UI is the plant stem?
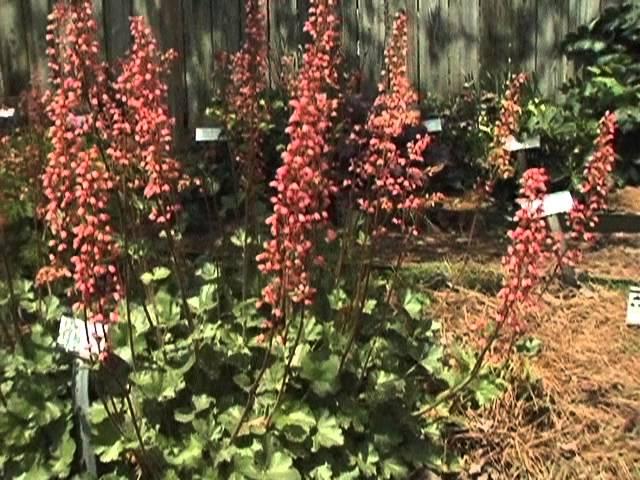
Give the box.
[412,323,503,417]
[163,225,193,329]
[231,335,274,442]
[338,263,372,373]
[0,243,22,336]
[266,307,305,427]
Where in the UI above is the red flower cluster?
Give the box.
[496,168,554,333]
[225,0,269,187]
[108,17,183,225]
[485,73,528,191]
[257,0,341,328]
[348,13,436,236]
[569,111,617,244]
[39,0,121,325]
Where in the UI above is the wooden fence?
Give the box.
[0,0,624,134]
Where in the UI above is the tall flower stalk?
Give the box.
[569,111,617,246]
[257,0,341,332]
[224,0,269,302]
[339,13,439,363]
[484,72,528,192]
[38,0,122,329]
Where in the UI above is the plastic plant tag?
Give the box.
[57,316,109,360]
[627,286,640,326]
[517,191,574,218]
[195,127,223,142]
[422,117,443,133]
[541,191,574,216]
[504,135,541,152]
[0,107,15,118]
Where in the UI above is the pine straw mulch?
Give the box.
[429,238,640,479]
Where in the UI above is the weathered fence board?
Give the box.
[183,0,214,128]
[419,0,449,95]
[0,1,30,98]
[104,0,132,63]
[0,0,616,131]
[536,0,571,95]
[447,0,480,92]
[25,0,50,85]
[269,0,298,85]
[359,0,386,99]
[341,0,359,81]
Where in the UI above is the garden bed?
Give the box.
[410,235,640,479]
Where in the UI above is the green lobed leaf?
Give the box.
[300,352,340,397]
[313,413,344,451]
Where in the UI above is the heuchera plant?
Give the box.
[38,0,122,327]
[484,73,528,193]
[257,0,341,330]
[569,111,618,245]
[348,13,438,237]
[108,16,183,226]
[39,2,188,353]
[225,0,269,191]
[496,168,555,334]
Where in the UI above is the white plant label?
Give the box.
[57,316,109,359]
[504,135,541,152]
[0,108,15,118]
[517,191,574,218]
[627,286,640,326]
[423,118,443,133]
[195,127,223,142]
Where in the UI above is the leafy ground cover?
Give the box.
[0,1,637,479]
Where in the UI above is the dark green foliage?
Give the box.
[561,1,640,183]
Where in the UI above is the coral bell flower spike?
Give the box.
[226,0,269,187]
[40,1,122,330]
[496,168,554,334]
[485,73,528,192]
[257,0,341,330]
[569,111,618,245]
[348,13,438,236]
[109,17,183,225]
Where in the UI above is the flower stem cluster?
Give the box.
[496,168,554,333]
[225,0,269,189]
[257,0,341,329]
[348,13,437,236]
[38,0,121,325]
[568,111,617,244]
[484,73,528,192]
[108,17,183,225]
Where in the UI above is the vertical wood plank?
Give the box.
[405,0,420,95]
[183,0,214,128]
[92,0,105,49]
[447,0,480,92]
[269,0,298,83]
[510,0,537,74]
[133,0,187,131]
[212,0,242,56]
[536,0,570,96]
[25,0,50,86]
[104,0,132,63]
[479,0,507,89]
[572,0,601,28]
[419,0,449,96]
[358,0,386,99]
[341,0,359,80]
[0,0,30,99]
